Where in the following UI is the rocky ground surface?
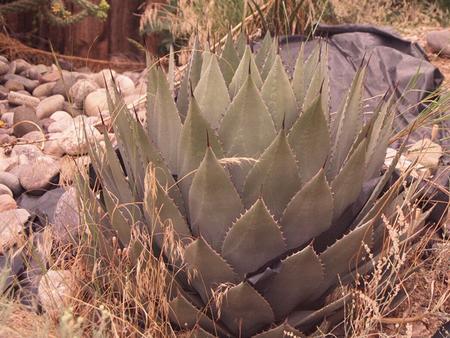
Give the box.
[0,29,448,335]
[0,56,148,313]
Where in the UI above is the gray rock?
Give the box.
[52,73,77,97]
[7,60,16,75]
[0,61,9,75]
[0,184,13,197]
[0,148,19,172]
[32,82,55,98]
[36,95,65,120]
[53,187,80,244]
[0,56,8,63]
[38,117,54,133]
[48,118,73,133]
[3,74,38,91]
[68,79,99,108]
[0,172,22,196]
[41,70,60,83]
[50,110,72,121]
[0,194,16,212]
[4,79,24,92]
[43,134,65,157]
[94,69,117,88]
[13,105,39,137]
[17,187,64,225]
[1,112,14,127]
[115,74,135,96]
[13,144,43,164]
[8,91,40,108]
[21,130,44,143]
[0,85,8,99]
[38,270,74,317]
[19,156,60,194]
[0,134,14,145]
[14,59,32,73]
[58,116,101,155]
[20,67,41,81]
[84,89,108,116]
[0,209,29,251]
[426,30,450,57]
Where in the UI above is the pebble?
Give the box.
[84,89,108,116]
[52,72,77,97]
[48,118,73,133]
[36,94,65,120]
[38,117,55,133]
[19,156,60,194]
[115,74,135,96]
[3,73,39,91]
[1,112,14,127]
[8,91,40,108]
[0,184,13,197]
[0,148,19,172]
[0,171,22,196]
[43,134,65,157]
[53,187,80,244]
[94,69,117,88]
[0,194,17,212]
[58,116,101,155]
[0,61,9,75]
[0,134,14,145]
[50,110,72,121]
[13,105,39,137]
[0,208,29,251]
[14,59,32,73]
[4,79,24,92]
[21,130,44,143]
[68,78,99,108]
[40,70,60,83]
[426,30,450,57]
[32,82,56,98]
[38,270,74,317]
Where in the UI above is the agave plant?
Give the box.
[79,33,411,337]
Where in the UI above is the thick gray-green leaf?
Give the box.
[146,65,158,117]
[222,199,286,276]
[328,65,366,178]
[219,74,276,158]
[261,55,299,131]
[236,31,247,58]
[194,54,231,129]
[147,68,182,173]
[288,94,330,183]
[143,168,191,249]
[189,147,243,252]
[331,139,367,219]
[365,99,395,180]
[243,131,301,220]
[292,43,319,108]
[219,282,275,337]
[229,46,263,99]
[319,221,372,292]
[260,37,278,81]
[253,323,305,338]
[177,38,203,120]
[168,44,175,92]
[281,169,333,250]
[177,96,224,203]
[169,293,226,336]
[220,157,256,196]
[255,246,324,320]
[220,33,240,86]
[184,238,239,303]
[255,31,273,71]
[200,51,213,76]
[134,117,185,213]
[103,188,132,247]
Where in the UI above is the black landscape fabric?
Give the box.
[276,24,449,222]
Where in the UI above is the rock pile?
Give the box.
[0,55,146,312]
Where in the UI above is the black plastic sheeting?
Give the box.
[276,23,449,222]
